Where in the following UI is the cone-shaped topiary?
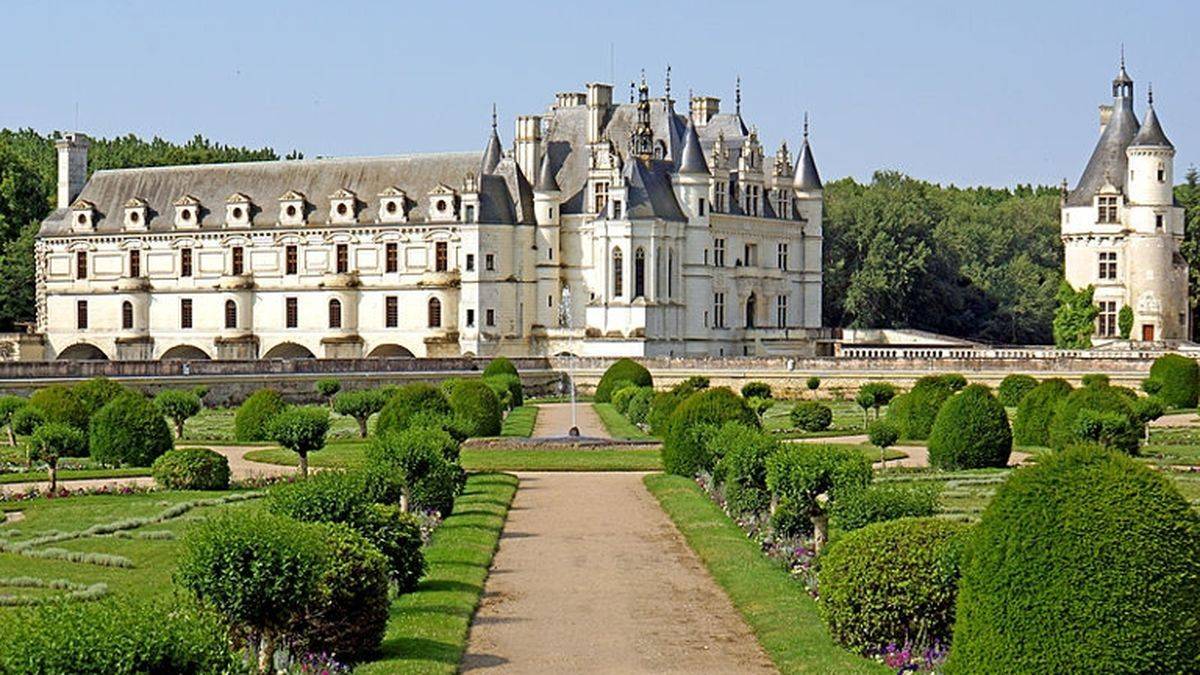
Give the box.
[927,384,1011,470]
[661,387,758,476]
[89,393,174,467]
[1046,384,1137,453]
[594,358,653,402]
[886,376,954,440]
[1011,378,1072,446]
[375,383,452,437]
[1146,354,1199,409]
[996,374,1038,407]
[946,446,1200,673]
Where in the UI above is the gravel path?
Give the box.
[461,471,776,674]
[1152,412,1199,427]
[531,402,611,439]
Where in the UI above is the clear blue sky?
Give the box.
[2,0,1197,187]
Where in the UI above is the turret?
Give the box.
[674,118,710,221]
[56,132,90,209]
[480,105,503,176]
[533,153,561,226]
[793,115,823,199]
[1125,87,1175,208]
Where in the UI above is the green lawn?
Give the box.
[500,405,538,437]
[0,467,151,485]
[592,403,656,440]
[358,472,517,674]
[245,441,663,472]
[763,399,879,436]
[644,474,886,674]
[183,406,364,442]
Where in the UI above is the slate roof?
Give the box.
[1130,104,1172,148]
[794,139,822,191]
[678,119,710,175]
[1067,94,1140,207]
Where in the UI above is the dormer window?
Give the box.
[174,194,201,229]
[278,190,307,226]
[427,184,459,223]
[378,186,408,223]
[123,197,149,231]
[1097,195,1119,223]
[226,193,252,228]
[329,188,357,224]
[70,199,96,232]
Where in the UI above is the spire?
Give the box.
[793,113,822,191]
[534,152,560,193]
[1112,46,1133,99]
[630,70,654,158]
[678,118,709,175]
[665,64,672,105]
[1131,85,1174,148]
[735,76,742,116]
[480,104,502,175]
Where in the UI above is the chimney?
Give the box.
[56,132,90,209]
[515,115,542,180]
[586,82,613,144]
[692,96,720,127]
[1098,104,1114,133]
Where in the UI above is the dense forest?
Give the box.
[0,128,1197,344]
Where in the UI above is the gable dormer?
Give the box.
[460,172,481,224]
[226,193,252,228]
[278,190,307,226]
[1095,180,1123,224]
[123,197,149,231]
[427,183,459,223]
[329,188,357,224]
[71,199,97,232]
[378,186,408,223]
[174,194,201,229]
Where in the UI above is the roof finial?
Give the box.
[629,80,635,103]
[735,76,742,116]
[688,87,693,113]
[665,64,671,101]
[803,112,810,141]
[1120,43,1126,70]
[491,103,497,131]
[1148,82,1154,106]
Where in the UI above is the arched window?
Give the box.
[634,248,646,299]
[428,297,442,328]
[224,300,237,329]
[612,247,624,298]
[328,299,342,329]
[121,301,133,330]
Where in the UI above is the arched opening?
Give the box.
[612,247,623,298]
[328,299,342,329]
[121,301,134,330]
[366,344,416,358]
[262,342,317,359]
[161,345,211,360]
[634,247,646,299]
[745,293,757,329]
[224,300,237,329]
[57,343,108,361]
[428,297,442,328]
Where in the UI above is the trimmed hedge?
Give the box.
[947,446,1200,673]
[790,401,833,432]
[89,394,174,467]
[482,356,519,379]
[1011,378,1072,446]
[765,444,872,540]
[625,387,655,425]
[710,422,780,515]
[365,425,464,515]
[444,379,502,437]
[1146,354,1199,409]
[647,391,683,435]
[375,383,452,437]
[363,504,427,592]
[996,374,1038,407]
[595,358,653,402]
[483,373,523,410]
[151,448,230,490]
[1047,385,1138,453]
[927,384,1012,470]
[73,377,130,418]
[611,385,639,415]
[234,389,287,442]
[886,376,954,440]
[28,385,90,433]
[661,388,759,476]
[830,482,939,532]
[818,517,969,656]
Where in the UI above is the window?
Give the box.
[466,308,476,327]
[1098,251,1118,281]
[181,248,193,277]
[775,191,790,219]
[713,292,726,328]
[286,297,298,328]
[612,199,623,219]
[714,182,727,212]
[548,247,554,261]
[593,181,609,213]
[465,204,475,222]
[776,295,788,328]
[547,294,553,308]
[777,243,789,270]
[385,243,398,273]
[466,254,475,272]
[385,296,398,327]
[1158,164,1166,182]
[180,299,193,329]
[612,247,624,297]
[714,238,726,267]
[122,301,134,330]
[286,245,298,275]
[435,242,448,272]
[427,297,442,328]
[336,244,349,274]
[1156,214,1165,231]
[485,308,495,326]
[633,248,646,299]
[328,299,342,329]
[485,254,495,271]
[225,300,237,329]
[667,249,675,297]
[76,252,87,280]
[744,243,758,267]
[1097,301,1118,337]
[1097,195,1119,223]
[747,185,760,215]
[698,197,706,216]
[231,246,244,275]
[76,300,88,329]
[129,250,140,278]
[745,293,757,328]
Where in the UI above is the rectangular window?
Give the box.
[385,296,398,328]
[465,204,475,222]
[466,254,475,272]
[714,182,727,213]
[485,254,495,271]
[1097,300,1118,337]
[776,295,788,328]
[486,308,495,326]
[743,243,758,267]
[286,297,298,329]
[76,252,87,280]
[713,292,726,328]
[181,248,193,277]
[612,199,623,219]
[123,301,135,329]
[129,250,141,278]
[286,245,298,275]
[466,309,476,327]
[336,244,349,274]
[1156,214,1165,231]
[231,246,244,275]
[385,243,398,273]
[777,243,789,270]
[698,197,706,216]
[776,191,790,219]
[180,299,193,329]
[593,181,609,213]
[435,241,448,272]
[1158,165,1166,182]
[1098,251,1118,281]
[1097,196,1119,223]
[714,238,726,267]
[76,300,88,329]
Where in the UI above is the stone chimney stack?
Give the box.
[1098,104,1114,133]
[586,82,613,144]
[515,115,543,180]
[691,96,720,127]
[56,132,90,209]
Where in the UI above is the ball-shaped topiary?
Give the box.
[375,382,453,436]
[594,358,653,402]
[1080,373,1110,388]
[661,388,759,476]
[885,376,954,440]
[89,393,174,467]
[818,517,969,656]
[28,385,90,433]
[1146,354,1199,409]
[333,388,389,438]
[234,389,287,442]
[365,425,463,514]
[11,405,45,436]
[740,381,773,399]
[1046,385,1137,452]
[154,389,203,439]
[151,447,230,490]
[996,374,1038,407]
[483,373,523,410]
[790,401,833,432]
[482,356,519,379]
[927,384,1012,470]
[445,379,502,437]
[73,377,130,418]
[946,446,1200,673]
[1011,378,1072,446]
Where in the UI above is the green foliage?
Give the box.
[806,376,821,391]
[938,373,968,391]
[830,483,939,531]
[153,389,202,438]
[366,425,463,514]
[886,376,954,440]
[28,385,89,432]
[1072,409,1140,455]
[647,391,683,435]
[1047,385,1138,453]
[375,382,452,437]
[315,378,342,401]
[72,377,128,417]
[661,388,759,476]
[1131,396,1166,426]
[1052,282,1098,349]
[269,470,370,524]
[625,387,655,425]
[765,445,871,537]
[947,446,1200,673]
[482,356,519,379]
[1011,377,1072,446]
[89,393,174,467]
[711,422,779,515]
[333,388,388,438]
[445,379,502,437]
[1142,377,1164,395]
[233,388,286,442]
[1147,353,1199,409]
[0,395,24,440]
[151,447,230,490]
[1117,304,1134,339]
[267,406,331,457]
[363,504,427,592]
[866,420,899,450]
[1081,373,1110,388]
[818,517,968,655]
[927,384,1012,470]
[741,381,773,399]
[996,374,1038,407]
[483,373,523,410]
[30,422,87,465]
[672,376,710,396]
[611,385,639,415]
[790,401,833,432]
[11,405,44,436]
[595,358,653,402]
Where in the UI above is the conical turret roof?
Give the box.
[793,139,821,191]
[1130,97,1173,148]
[480,106,503,175]
[534,152,560,193]
[678,119,709,175]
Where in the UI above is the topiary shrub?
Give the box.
[333,389,389,438]
[89,393,174,467]
[269,469,370,525]
[946,446,1200,673]
[30,422,87,492]
[818,517,969,656]
[28,385,90,433]
[375,382,452,437]
[365,425,463,514]
[1072,409,1140,455]
[1080,373,1110,388]
[268,406,331,477]
[151,448,230,490]
[1146,354,1199,409]
[711,422,779,515]
[482,357,519,379]
[790,401,833,432]
[234,389,286,442]
[445,379,502,437]
[625,387,655,425]
[72,377,129,418]
[671,376,710,397]
[1047,385,1138,453]
[11,405,44,437]
[741,381,773,399]
[595,358,653,402]
[647,391,683,435]
[153,389,203,439]
[806,376,821,392]
[611,385,639,415]
[1011,378,1072,446]
[766,444,872,550]
[315,378,342,405]
[483,373,523,410]
[830,482,939,531]
[866,420,900,459]
[362,504,426,592]
[661,388,759,476]
[0,395,24,446]
[938,373,968,391]
[927,384,1012,470]
[886,376,954,440]
[997,374,1038,407]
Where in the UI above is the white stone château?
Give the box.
[36,75,824,360]
[1061,57,1188,342]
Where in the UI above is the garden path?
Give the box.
[792,434,1032,468]
[530,402,610,439]
[1152,412,1200,427]
[461,471,776,674]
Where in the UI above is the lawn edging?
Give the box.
[500,405,538,437]
[644,474,887,674]
[592,402,655,440]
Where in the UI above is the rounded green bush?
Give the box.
[946,446,1200,673]
[671,376,710,396]
[866,419,899,450]
[886,376,954,440]
[151,448,230,490]
[28,385,90,433]
[927,384,1011,470]
[741,381,773,399]
[314,377,342,402]
[625,387,655,425]
[234,389,287,442]
[611,385,639,415]
[711,422,779,515]
[790,401,833,432]
[806,376,821,391]
[661,388,759,476]
[445,379,502,437]
[333,388,389,438]
[365,426,464,515]
[1146,354,1199,409]
[483,373,523,410]
[375,383,452,437]
[482,356,519,379]
[11,406,45,436]
[818,517,969,656]
[1011,378,1072,446]
[647,391,683,435]
[154,389,203,438]
[89,393,174,467]
[595,358,653,402]
[269,470,371,525]
[830,482,939,531]
[73,377,130,418]
[939,373,968,391]
[363,504,426,592]
[1080,373,1110,388]
[765,444,872,539]
[997,374,1038,407]
[267,406,331,473]
[1047,385,1137,452]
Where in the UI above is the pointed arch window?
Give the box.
[634,248,646,299]
[121,301,134,330]
[612,247,624,298]
[225,300,238,329]
[428,297,442,328]
[328,299,342,329]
